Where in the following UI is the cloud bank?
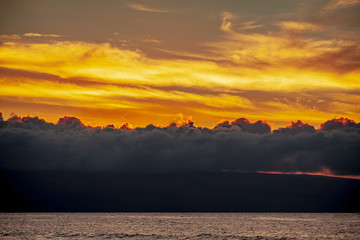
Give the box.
[0,113,359,177]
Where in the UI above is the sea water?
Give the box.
[0,213,359,239]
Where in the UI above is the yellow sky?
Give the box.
[0,0,359,128]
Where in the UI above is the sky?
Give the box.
[0,0,360,212]
[1,0,360,128]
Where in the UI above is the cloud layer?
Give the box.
[0,40,359,127]
[1,114,359,177]
[1,1,360,127]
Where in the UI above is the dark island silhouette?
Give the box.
[2,171,359,212]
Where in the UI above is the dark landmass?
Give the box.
[1,171,359,212]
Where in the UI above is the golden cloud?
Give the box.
[276,21,323,33]
[0,35,359,127]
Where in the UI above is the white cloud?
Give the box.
[127,3,170,13]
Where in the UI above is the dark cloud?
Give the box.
[119,122,131,130]
[0,66,146,88]
[215,118,271,134]
[301,44,360,74]
[6,114,54,130]
[0,112,3,128]
[273,120,316,135]
[321,117,360,131]
[0,115,359,176]
[0,67,62,82]
[56,116,85,129]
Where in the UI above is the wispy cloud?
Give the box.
[0,34,21,40]
[325,0,360,10]
[212,11,360,75]
[276,21,323,33]
[0,33,61,40]
[142,39,161,44]
[220,12,264,32]
[238,21,264,31]
[220,12,233,33]
[127,3,171,13]
[24,33,61,38]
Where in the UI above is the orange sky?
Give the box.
[0,0,359,128]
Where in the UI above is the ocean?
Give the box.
[0,213,359,239]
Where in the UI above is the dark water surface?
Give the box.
[0,213,359,239]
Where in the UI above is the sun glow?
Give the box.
[1,40,359,127]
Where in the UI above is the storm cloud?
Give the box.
[0,114,359,177]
